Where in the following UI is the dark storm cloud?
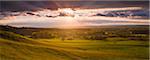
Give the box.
[0,1,59,11]
[0,1,149,11]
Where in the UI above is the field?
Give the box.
[0,25,149,60]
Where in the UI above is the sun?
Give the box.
[55,8,84,28]
[58,8,75,16]
[57,17,82,28]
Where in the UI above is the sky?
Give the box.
[0,1,149,28]
[0,1,149,11]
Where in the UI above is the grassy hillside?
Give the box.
[0,25,149,60]
[0,31,74,60]
[0,30,31,42]
[0,38,149,60]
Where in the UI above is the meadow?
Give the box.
[0,25,149,60]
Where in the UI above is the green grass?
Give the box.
[0,30,33,43]
[0,30,149,60]
[39,39,149,60]
[0,25,149,60]
[1,37,149,60]
[0,38,75,60]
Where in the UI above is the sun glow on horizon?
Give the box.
[58,8,75,16]
[0,7,149,28]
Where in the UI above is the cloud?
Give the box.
[0,1,149,11]
[0,6,149,28]
[0,14,149,28]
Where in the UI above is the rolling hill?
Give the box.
[0,25,149,60]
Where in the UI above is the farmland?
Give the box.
[0,25,149,60]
